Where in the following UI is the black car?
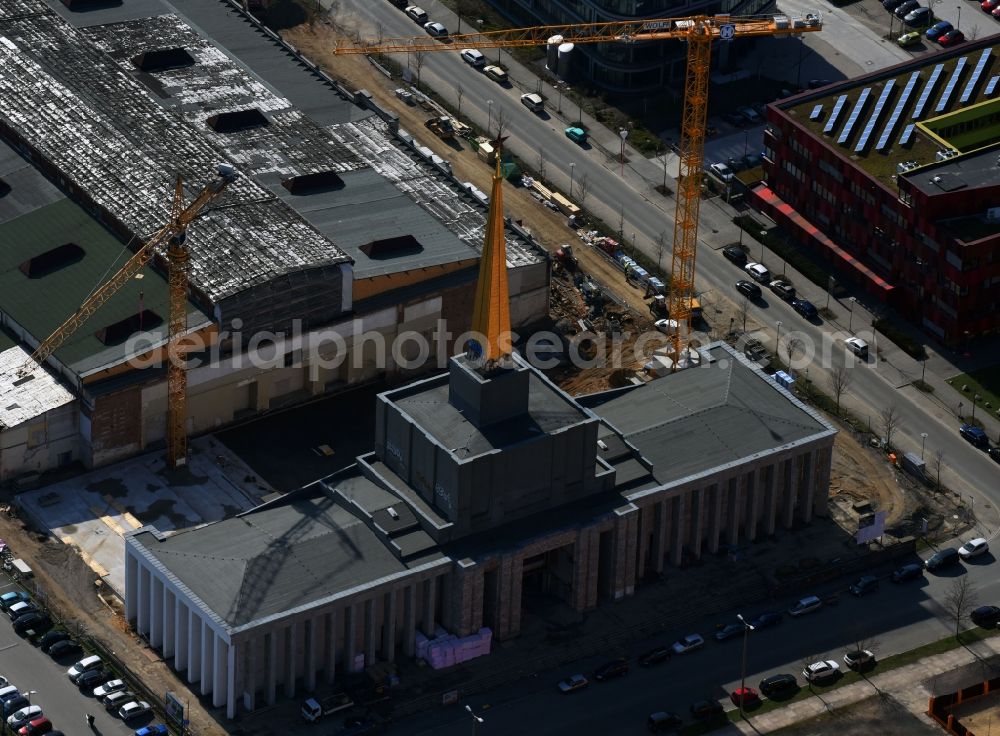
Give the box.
[12,612,51,636]
[925,547,961,572]
[593,658,629,681]
[75,669,108,690]
[690,699,725,720]
[971,605,1000,628]
[647,711,683,732]
[808,78,833,88]
[736,280,762,300]
[749,611,783,629]
[891,563,923,583]
[895,0,920,16]
[791,298,819,319]
[723,112,750,127]
[759,673,799,698]
[1,696,28,717]
[849,575,880,596]
[723,244,749,267]
[8,604,39,621]
[47,639,82,659]
[714,623,746,641]
[638,646,672,667]
[39,630,71,653]
[989,447,1000,464]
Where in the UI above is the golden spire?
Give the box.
[467,136,512,368]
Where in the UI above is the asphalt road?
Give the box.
[0,579,138,736]
[328,0,998,508]
[395,553,1000,735]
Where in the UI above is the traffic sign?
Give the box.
[720,24,735,41]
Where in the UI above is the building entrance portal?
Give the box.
[520,544,574,611]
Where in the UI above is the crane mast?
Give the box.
[335,13,822,363]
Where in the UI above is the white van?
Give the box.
[520,93,544,112]
[460,48,485,67]
[67,654,102,681]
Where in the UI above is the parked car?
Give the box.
[404,5,427,23]
[0,592,29,611]
[423,21,448,38]
[13,613,51,637]
[939,29,965,45]
[736,280,762,300]
[802,659,841,682]
[519,93,544,113]
[76,669,109,690]
[849,575,880,596]
[744,262,770,283]
[844,649,876,670]
[845,336,869,358]
[971,605,1000,628]
[769,279,796,301]
[119,701,152,721]
[743,152,763,169]
[788,595,823,617]
[134,726,169,736]
[714,623,746,641]
[898,30,922,46]
[959,424,989,449]
[46,639,81,658]
[38,630,70,653]
[68,655,103,682]
[557,674,589,693]
[7,602,38,621]
[990,447,1000,464]
[730,687,760,707]
[709,162,734,182]
[460,48,485,67]
[759,673,799,698]
[723,111,750,127]
[6,707,42,732]
[926,20,953,39]
[94,679,127,699]
[737,106,763,125]
[104,690,136,712]
[904,7,933,26]
[564,126,587,144]
[791,298,819,319]
[647,711,683,732]
[924,547,961,571]
[894,0,920,17]
[671,634,705,655]
[18,716,51,736]
[959,537,990,559]
[749,611,783,629]
[807,78,832,89]
[723,244,749,266]
[0,687,21,704]
[593,658,629,681]
[883,0,909,10]
[483,65,509,84]
[654,318,680,334]
[689,699,725,720]
[638,646,672,666]
[891,562,924,582]
[982,0,1000,11]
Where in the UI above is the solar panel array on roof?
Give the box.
[987,75,1000,96]
[823,95,848,134]
[809,104,824,120]
[960,49,992,104]
[900,123,916,146]
[913,64,945,119]
[876,71,921,151]
[855,80,895,153]
[935,56,969,113]
[838,88,871,145]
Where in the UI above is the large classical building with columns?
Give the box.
[124,342,836,718]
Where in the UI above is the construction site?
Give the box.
[0,1,957,733]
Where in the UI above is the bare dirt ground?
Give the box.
[828,431,906,528]
[952,697,1000,734]
[0,510,228,736]
[770,695,942,735]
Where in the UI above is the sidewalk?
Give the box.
[721,632,1000,734]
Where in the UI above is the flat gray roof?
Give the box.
[134,489,442,629]
[582,345,834,486]
[905,149,1000,197]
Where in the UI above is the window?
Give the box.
[20,243,85,278]
[94,310,164,346]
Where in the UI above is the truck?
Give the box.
[302,692,355,723]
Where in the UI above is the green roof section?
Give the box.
[0,197,210,375]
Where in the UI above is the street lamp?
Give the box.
[737,613,756,718]
[776,320,783,349]
[972,393,981,422]
[920,432,928,460]
[465,705,485,735]
[22,690,37,705]
[848,296,858,332]
[487,100,494,133]
[569,162,576,198]
[957,4,962,28]
[619,127,628,176]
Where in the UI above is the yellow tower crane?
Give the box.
[335,13,822,363]
[15,164,238,469]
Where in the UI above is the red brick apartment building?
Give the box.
[754,35,1000,345]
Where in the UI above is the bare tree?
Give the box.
[831,365,852,415]
[455,0,462,34]
[969,23,981,40]
[537,146,547,181]
[656,231,668,275]
[455,83,464,115]
[784,337,804,373]
[493,108,508,139]
[617,203,625,242]
[737,297,751,332]
[660,143,669,191]
[413,49,427,90]
[943,576,978,639]
[930,448,945,491]
[878,404,900,450]
[577,174,589,207]
[375,22,385,60]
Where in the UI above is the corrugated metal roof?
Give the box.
[0,346,74,429]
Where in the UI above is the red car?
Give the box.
[939,29,965,45]
[981,0,999,10]
[730,687,760,707]
[18,718,52,736]
[993,5,1000,17]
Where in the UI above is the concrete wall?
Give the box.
[0,400,79,482]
